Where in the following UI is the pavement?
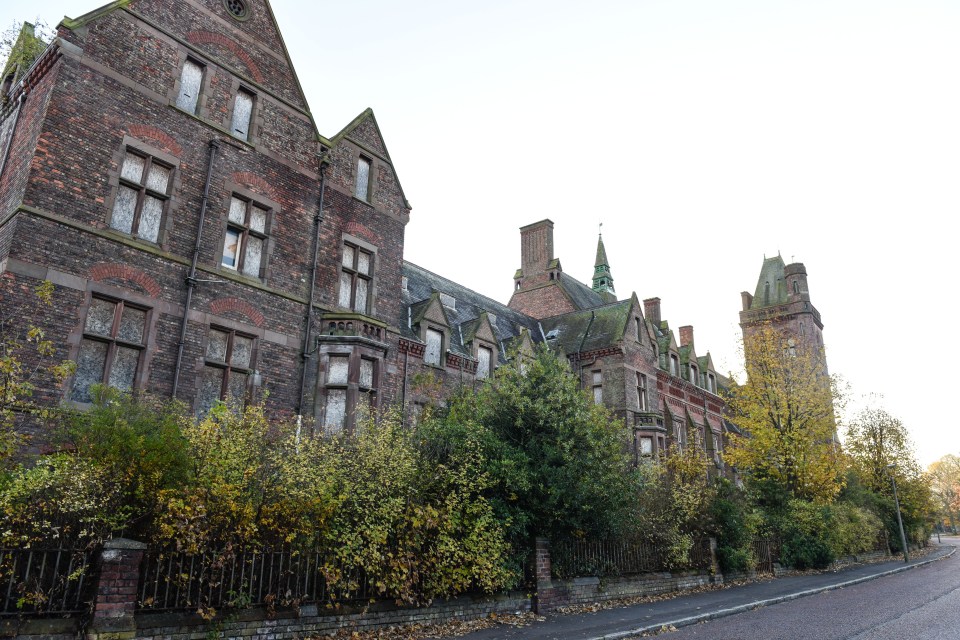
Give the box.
[450,539,958,640]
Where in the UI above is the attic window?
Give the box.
[439,293,456,309]
[487,313,497,324]
[545,329,559,340]
[223,0,250,20]
[401,276,408,291]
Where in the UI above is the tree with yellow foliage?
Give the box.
[725,322,845,503]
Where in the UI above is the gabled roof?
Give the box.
[697,353,716,373]
[540,300,632,356]
[326,108,411,209]
[402,262,542,358]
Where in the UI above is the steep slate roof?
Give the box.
[558,272,606,310]
[540,300,632,356]
[750,255,788,309]
[402,262,543,358]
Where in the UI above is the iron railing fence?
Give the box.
[751,538,780,573]
[0,546,97,616]
[138,546,379,612]
[550,538,712,579]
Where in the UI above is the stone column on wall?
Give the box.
[87,538,146,640]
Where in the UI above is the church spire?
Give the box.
[592,227,615,297]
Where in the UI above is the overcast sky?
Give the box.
[5,0,959,466]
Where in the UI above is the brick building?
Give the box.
[1,0,731,463]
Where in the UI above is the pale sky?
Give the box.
[5,0,959,466]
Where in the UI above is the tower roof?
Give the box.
[751,255,787,309]
[592,233,615,296]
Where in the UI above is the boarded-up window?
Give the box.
[231,89,254,140]
[322,353,379,433]
[355,156,371,200]
[640,436,654,456]
[592,370,602,404]
[425,328,443,366]
[111,150,172,243]
[176,59,203,113]
[476,345,492,380]
[222,196,269,278]
[196,327,255,416]
[71,298,148,402]
[339,241,374,313]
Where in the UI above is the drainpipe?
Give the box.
[172,139,221,398]
[401,348,409,424]
[297,160,327,420]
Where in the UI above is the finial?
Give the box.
[599,221,603,236]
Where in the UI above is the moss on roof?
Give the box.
[540,300,631,356]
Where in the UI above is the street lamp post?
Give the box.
[887,464,909,563]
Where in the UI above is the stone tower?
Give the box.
[739,255,828,373]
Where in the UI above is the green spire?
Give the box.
[592,232,615,296]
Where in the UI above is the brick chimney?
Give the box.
[643,297,661,327]
[520,219,554,277]
[679,325,694,348]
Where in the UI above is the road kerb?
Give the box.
[589,545,957,640]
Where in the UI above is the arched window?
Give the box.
[793,280,800,294]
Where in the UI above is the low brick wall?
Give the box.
[537,570,721,612]
[134,592,531,640]
[0,617,78,640]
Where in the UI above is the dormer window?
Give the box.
[424,328,443,366]
[476,345,493,380]
[707,372,717,394]
[670,354,679,376]
[690,365,698,386]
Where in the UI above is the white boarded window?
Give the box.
[640,436,654,456]
[592,370,602,404]
[111,150,172,243]
[425,328,443,366]
[355,156,371,200]
[71,298,148,403]
[196,327,255,416]
[176,59,203,113]
[477,345,492,380]
[231,89,254,140]
[222,196,269,278]
[339,242,373,313]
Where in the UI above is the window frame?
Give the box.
[476,342,494,380]
[355,155,372,201]
[108,147,175,244]
[338,239,375,314]
[221,194,271,279]
[424,326,445,367]
[591,369,603,405]
[175,57,206,115]
[70,295,150,403]
[637,371,648,411]
[197,326,257,414]
[230,87,256,141]
[319,349,382,434]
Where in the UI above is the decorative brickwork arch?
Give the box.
[230,171,281,203]
[343,221,377,244]
[89,263,162,297]
[186,31,265,83]
[209,297,265,327]
[126,125,183,157]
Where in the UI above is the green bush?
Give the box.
[777,499,835,570]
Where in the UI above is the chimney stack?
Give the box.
[519,219,554,277]
[679,325,694,348]
[643,297,661,327]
